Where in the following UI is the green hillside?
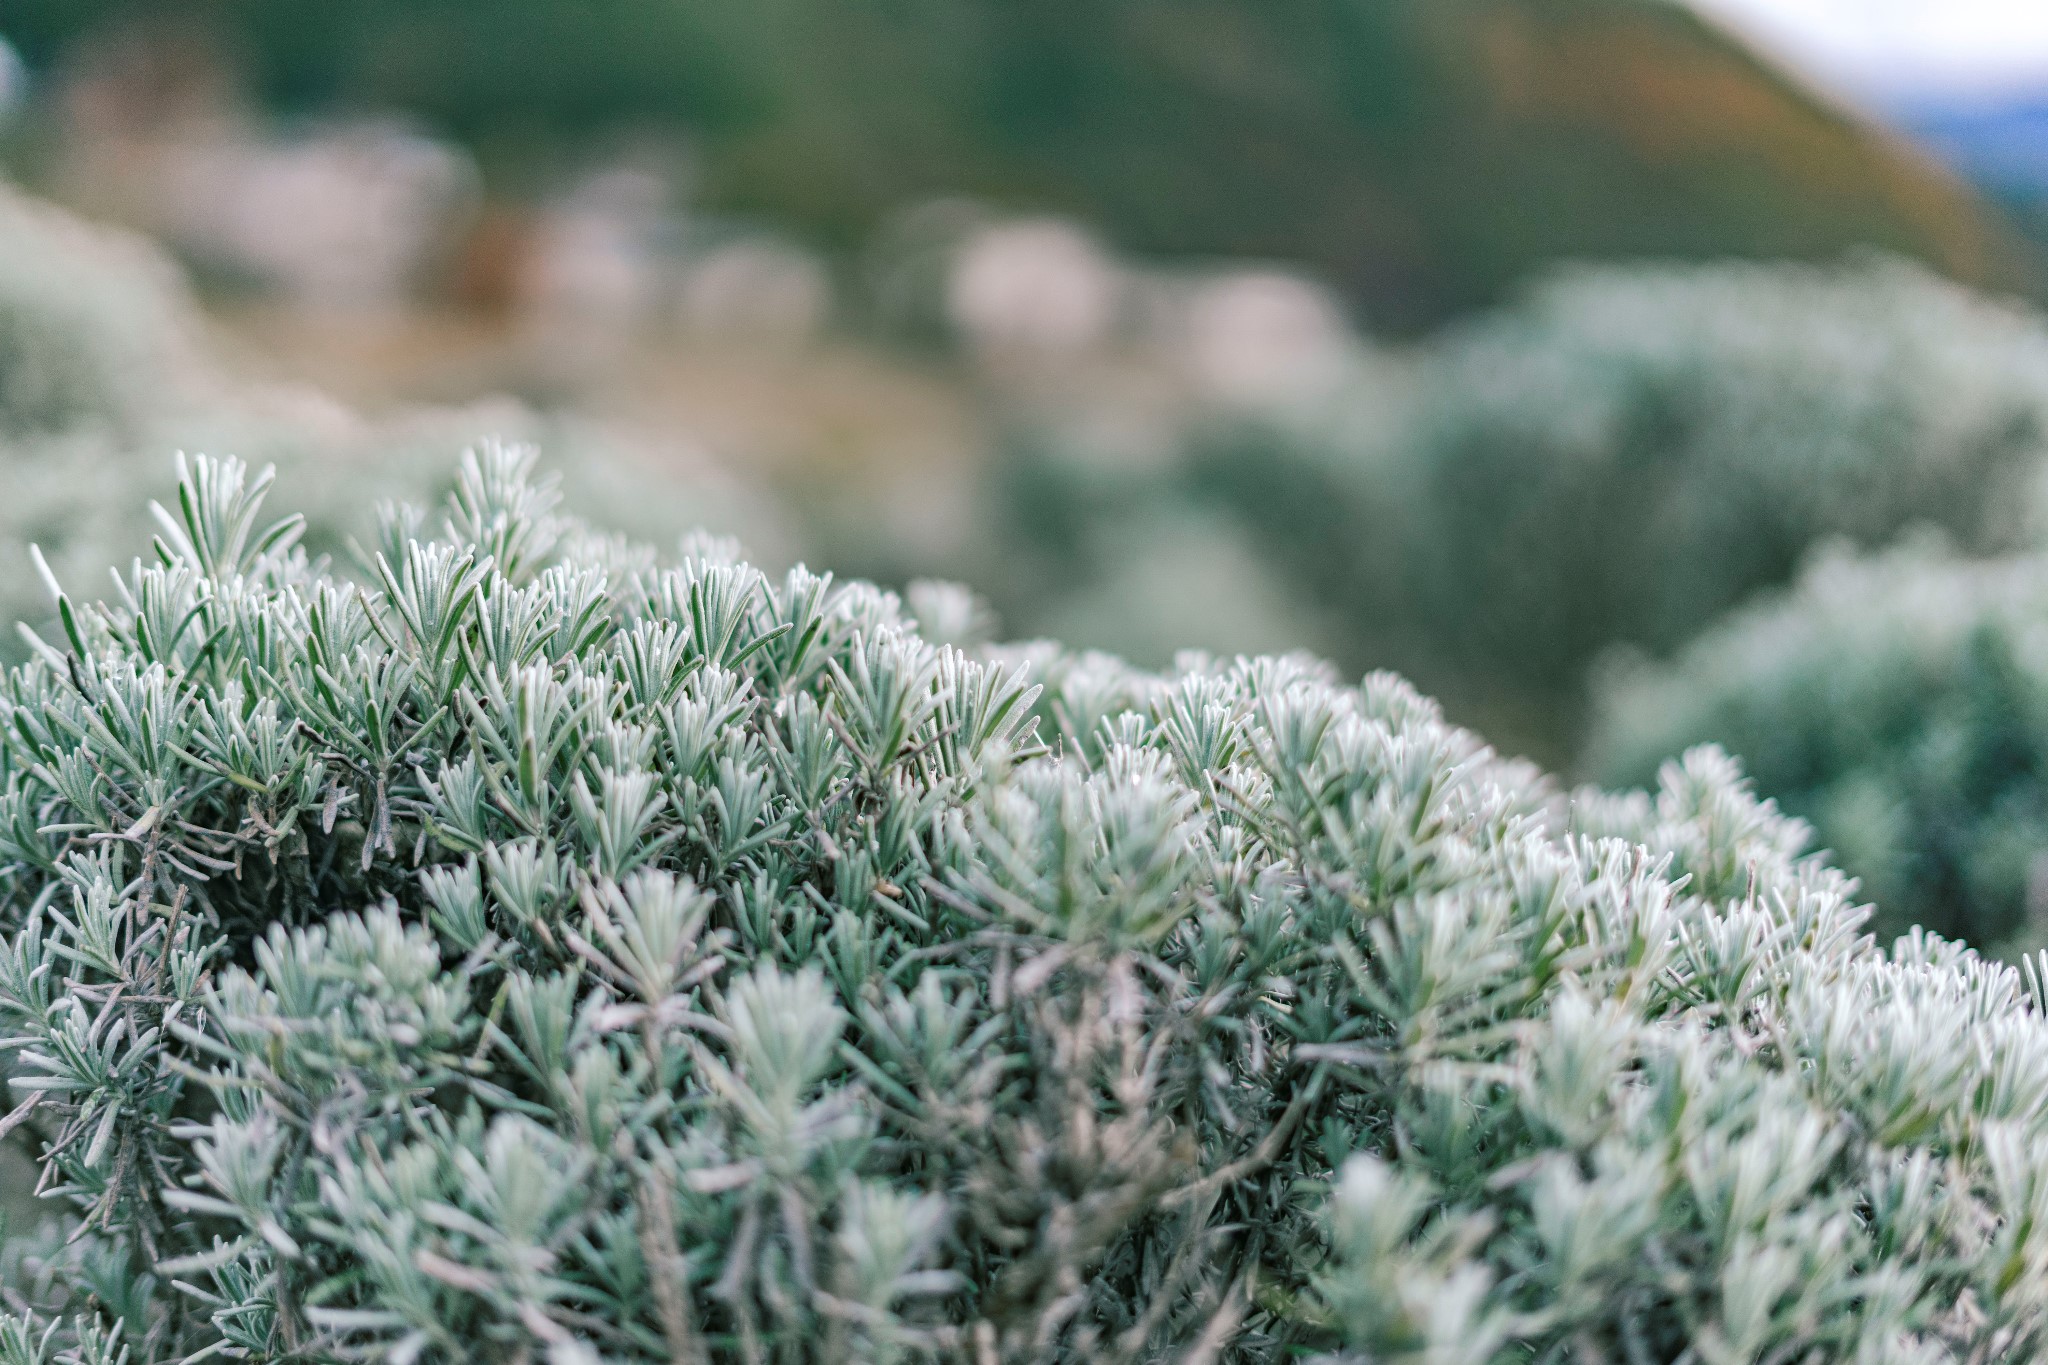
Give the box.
[4,0,2035,326]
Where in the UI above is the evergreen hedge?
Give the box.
[7,448,2048,1362]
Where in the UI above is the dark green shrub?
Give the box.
[6,448,2048,1362]
[1589,538,2048,956]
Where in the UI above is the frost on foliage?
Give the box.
[5,446,2048,1363]
[1590,539,2048,957]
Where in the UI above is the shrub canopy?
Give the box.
[7,450,2048,1362]
[1400,257,2048,688]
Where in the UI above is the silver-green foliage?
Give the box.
[1589,538,2048,957]
[5,449,2048,1362]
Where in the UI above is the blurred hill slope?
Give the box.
[5,0,2035,327]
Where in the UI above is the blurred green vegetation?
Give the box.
[4,0,2036,326]
[955,257,2048,765]
[1589,541,2048,955]
[0,182,778,641]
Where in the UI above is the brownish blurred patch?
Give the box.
[1474,4,2017,286]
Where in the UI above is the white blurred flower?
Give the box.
[520,168,670,346]
[171,121,475,312]
[1177,269,1354,406]
[948,218,1122,358]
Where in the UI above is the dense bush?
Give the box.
[985,257,2048,759]
[1589,538,2048,957]
[7,448,2048,1361]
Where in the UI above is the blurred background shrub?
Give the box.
[0,178,781,642]
[4,0,2032,328]
[967,256,2048,761]
[1589,539,2048,956]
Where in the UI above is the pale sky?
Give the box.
[1690,0,2048,102]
